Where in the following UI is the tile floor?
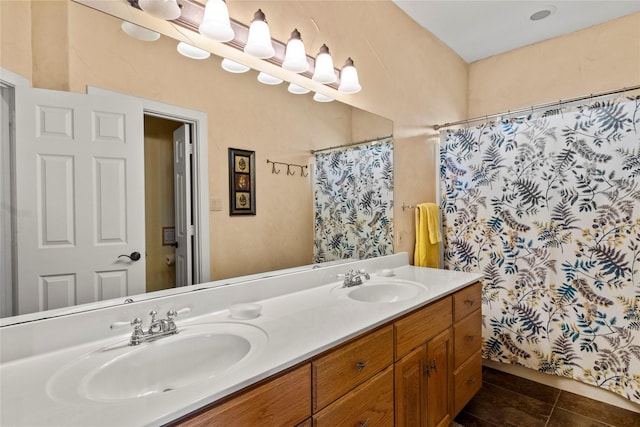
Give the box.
[453,367,640,427]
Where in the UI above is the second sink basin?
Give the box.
[332,278,427,303]
[47,322,268,403]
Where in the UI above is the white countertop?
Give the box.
[0,256,482,426]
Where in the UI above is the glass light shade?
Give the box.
[313,92,334,103]
[121,21,160,42]
[288,83,310,95]
[138,0,181,20]
[221,58,250,73]
[199,0,234,42]
[282,30,309,73]
[177,42,211,60]
[244,10,275,59]
[257,72,283,85]
[312,45,336,84]
[338,58,361,94]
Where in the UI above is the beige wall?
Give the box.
[468,12,640,117]
[1,0,468,277]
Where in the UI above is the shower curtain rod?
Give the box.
[310,134,393,154]
[431,84,640,131]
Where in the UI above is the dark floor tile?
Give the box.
[547,407,613,427]
[482,367,561,405]
[461,382,552,427]
[555,391,640,427]
[454,410,502,427]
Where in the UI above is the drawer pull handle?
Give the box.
[430,360,437,373]
[465,335,475,342]
[359,418,370,427]
[464,298,475,306]
[356,361,368,372]
[467,377,476,385]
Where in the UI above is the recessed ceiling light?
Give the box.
[530,5,556,21]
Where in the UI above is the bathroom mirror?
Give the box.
[0,0,393,324]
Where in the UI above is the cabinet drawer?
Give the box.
[454,308,482,367]
[313,325,393,411]
[177,364,311,426]
[453,282,482,322]
[395,296,452,360]
[453,349,482,415]
[313,365,394,427]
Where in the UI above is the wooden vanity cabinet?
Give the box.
[174,364,311,427]
[173,281,482,427]
[452,282,483,416]
[394,296,454,427]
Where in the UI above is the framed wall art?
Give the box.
[228,148,256,215]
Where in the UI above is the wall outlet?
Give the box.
[210,198,222,211]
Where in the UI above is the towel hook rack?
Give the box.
[402,203,416,211]
[266,159,308,178]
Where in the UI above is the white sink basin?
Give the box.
[47,322,268,403]
[332,279,427,303]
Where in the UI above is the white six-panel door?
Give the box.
[14,87,145,315]
[173,124,192,287]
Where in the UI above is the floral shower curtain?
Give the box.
[313,140,394,262]
[441,96,640,403]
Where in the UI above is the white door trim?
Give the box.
[86,86,211,284]
[0,67,30,317]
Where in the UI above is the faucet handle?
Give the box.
[149,310,158,321]
[131,317,143,329]
[167,309,177,320]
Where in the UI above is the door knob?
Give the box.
[118,251,141,261]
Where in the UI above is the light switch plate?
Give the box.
[210,198,222,211]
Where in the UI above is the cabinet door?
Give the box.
[426,328,453,427]
[395,346,427,427]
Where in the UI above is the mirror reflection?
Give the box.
[0,0,393,323]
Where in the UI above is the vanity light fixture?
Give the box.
[121,21,160,41]
[244,9,275,59]
[337,57,361,94]
[138,0,181,20]
[128,0,363,94]
[312,44,336,84]
[199,0,234,42]
[282,29,309,73]
[288,83,311,95]
[257,72,283,85]
[313,92,334,103]
[177,42,211,59]
[221,58,251,73]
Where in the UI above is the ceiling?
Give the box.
[392,1,640,63]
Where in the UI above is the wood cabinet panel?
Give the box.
[395,346,427,427]
[426,328,453,427]
[454,308,482,367]
[312,325,393,411]
[176,364,311,427]
[395,296,452,360]
[313,365,394,427]
[453,349,483,415]
[453,281,482,322]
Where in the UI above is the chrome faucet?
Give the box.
[128,310,179,345]
[341,269,370,287]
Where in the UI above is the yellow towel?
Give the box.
[414,202,442,268]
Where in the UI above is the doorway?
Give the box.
[144,115,188,293]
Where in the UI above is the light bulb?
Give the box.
[338,58,361,94]
[177,42,211,60]
[312,44,336,84]
[199,0,234,42]
[221,58,250,73]
[244,9,275,59]
[282,29,309,73]
[138,0,181,20]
